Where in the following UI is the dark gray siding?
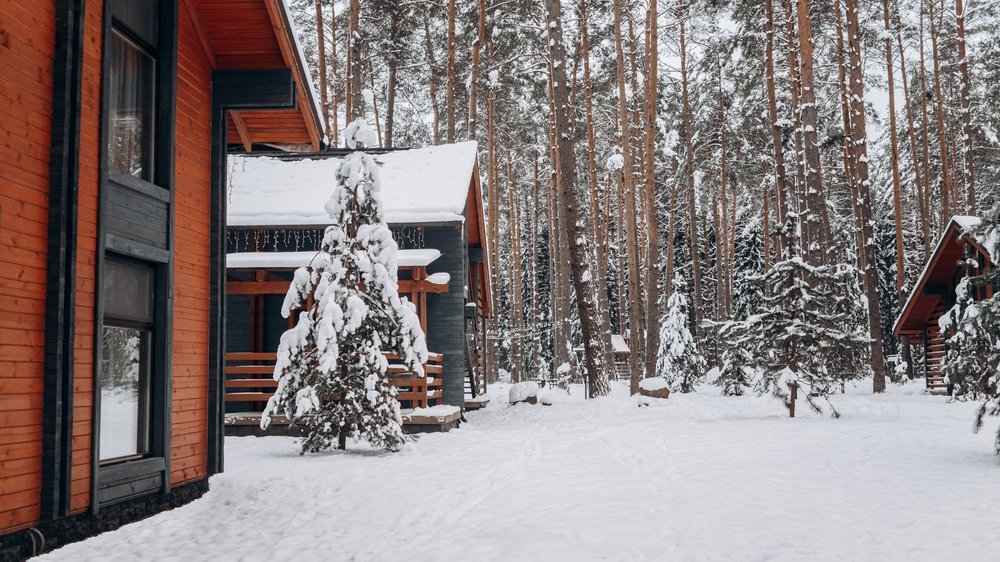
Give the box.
[423,222,468,408]
[226,295,251,352]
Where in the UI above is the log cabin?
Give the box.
[0,0,321,556]
[222,144,493,430]
[894,216,993,393]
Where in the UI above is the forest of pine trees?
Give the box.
[289,0,1000,396]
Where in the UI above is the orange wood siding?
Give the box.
[69,0,105,515]
[0,2,55,533]
[171,1,212,486]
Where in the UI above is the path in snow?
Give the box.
[42,381,999,561]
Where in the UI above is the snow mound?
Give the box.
[639,378,669,391]
[407,405,461,418]
[538,388,570,406]
[509,382,540,403]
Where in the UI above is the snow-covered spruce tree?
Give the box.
[750,214,870,415]
[262,119,428,453]
[732,213,764,322]
[940,207,1000,452]
[709,319,756,396]
[656,273,707,393]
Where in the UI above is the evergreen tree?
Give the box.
[940,206,1000,452]
[262,119,428,453]
[732,213,764,321]
[656,273,707,392]
[746,214,870,415]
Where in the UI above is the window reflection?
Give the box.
[100,326,150,461]
[108,31,155,181]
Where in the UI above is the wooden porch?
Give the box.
[223,351,451,435]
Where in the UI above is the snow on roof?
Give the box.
[227,142,479,227]
[226,249,441,270]
[611,334,630,354]
[953,215,981,230]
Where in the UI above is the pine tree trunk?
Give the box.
[509,162,524,382]
[346,0,363,121]
[845,0,888,392]
[422,14,441,145]
[679,4,704,334]
[717,67,731,320]
[918,1,935,238]
[955,0,975,214]
[783,0,805,225]
[834,0,866,270]
[384,12,399,148]
[928,0,952,225]
[642,0,660,383]
[314,0,331,138]
[544,0,613,396]
[446,0,457,143]
[579,0,608,324]
[895,2,930,264]
[883,0,907,383]
[795,0,827,266]
[468,0,486,139]
[614,0,644,393]
[329,2,339,146]
[763,0,785,261]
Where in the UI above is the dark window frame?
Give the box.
[92,0,177,510]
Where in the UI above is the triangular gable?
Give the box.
[894,216,990,335]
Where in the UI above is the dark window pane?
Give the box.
[100,326,149,461]
[103,255,154,323]
[108,31,155,181]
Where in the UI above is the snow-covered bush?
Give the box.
[261,118,428,453]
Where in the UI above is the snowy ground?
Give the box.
[43,381,999,561]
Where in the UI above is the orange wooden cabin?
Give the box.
[0,0,321,556]
[894,217,993,393]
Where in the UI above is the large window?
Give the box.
[99,256,155,463]
[107,30,155,181]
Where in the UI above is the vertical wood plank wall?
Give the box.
[170,1,211,486]
[0,1,56,533]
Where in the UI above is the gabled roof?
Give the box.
[227,142,480,227]
[893,216,990,335]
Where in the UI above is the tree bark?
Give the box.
[795,0,827,266]
[679,3,704,334]
[468,0,487,139]
[928,0,953,224]
[845,0,888,392]
[894,0,930,263]
[641,0,660,383]
[763,0,784,267]
[423,13,441,146]
[955,0,975,214]
[544,0,613,397]
[446,0,457,143]
[314,0,331,138]
[614,0,644,393]
[384,11,400,148]
[579,0,609,323]
[346,0,363,121]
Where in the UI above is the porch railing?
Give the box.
[224,351,444,413]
